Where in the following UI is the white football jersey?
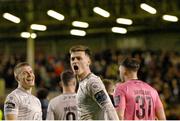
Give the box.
[4,88,42,120]
[46,93,77,120]
[77,73,119,120]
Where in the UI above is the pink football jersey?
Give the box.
[114,80,163,120]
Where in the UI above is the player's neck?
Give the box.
[125,74,138,81]
[18,85,32,94]
[63,87,75,94]
[78,70,91,81]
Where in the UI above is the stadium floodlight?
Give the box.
[3,13,21,23]
[47,10,64,21]
[111,27,127,34]
[140,3,157,14]
[93,7,110,18]
[70,29,86,36]
[21,32,30,38]
[30,24,47,31]
[116,18,133,25]
[72,21,89,28]
[20,32,37,39]
[162,15,178,22]
[31,33,37,39]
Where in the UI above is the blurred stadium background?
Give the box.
[0,0,180,119]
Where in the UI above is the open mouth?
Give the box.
[26,78,33,82]
[73,65,79,71]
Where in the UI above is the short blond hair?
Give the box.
[14,62,30,81]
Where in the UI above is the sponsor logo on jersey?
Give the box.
[5,102,15,109]
[114,95,120,107]
[94,90,107,105]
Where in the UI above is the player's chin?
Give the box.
[28,83,35,87]
[74,70,81,75]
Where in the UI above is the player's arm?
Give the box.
[89,79,119,120]
[5,114,17,120]
[46,102,55,120]
[116,108,124,120]
[156,107,166,120]
[155,94,166,120]
[4,96,18,120]
[114,84,126,120]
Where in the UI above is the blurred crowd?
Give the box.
[0,48,180,119]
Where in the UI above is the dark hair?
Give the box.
[37,88,49,99]
[60,70,75,86]
[120,57,140,71]
[69,45,92,59]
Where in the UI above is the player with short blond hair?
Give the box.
[4,62,42,120]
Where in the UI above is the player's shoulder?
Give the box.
[145,83,158,92]
[87,73,102,83]
[49,94,73,102]
[5,89,20,104]
[137,80,158,93]
[115,80,138,90]
[32,94,41,101]
[116,81,129,87]
[87,74,103,87]
[89,73,101,80]
[140,80,156,89]
[85,74,106,93]
[6,88,20,98]
[114,82,126,92]
[50,93,76,105]
[50,94,62,103]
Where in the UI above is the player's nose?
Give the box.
[27,71,33,76]
[73,58,79,63]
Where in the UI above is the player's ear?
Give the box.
[124,68,129,76]
[88,60,91,65]
[14,74,19,81]
[14,70,20,82]
[87,57,91,65]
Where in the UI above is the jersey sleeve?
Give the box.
[154,91,164,110]
[87,78,119,120]
[4,94,19,116]
[114,84,126,111]
[88,79,108,107]
[46,102,55,120]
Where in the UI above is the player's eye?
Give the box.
[77,57,81,60]
[29,70,33,74]
[71,57,75,61]
[21,71,27,75]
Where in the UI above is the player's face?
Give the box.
[119,65,125,82]
[17,66,35,89]
[70,51,90,76]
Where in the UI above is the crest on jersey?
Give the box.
[114,95,120,107]
[92,84,98,89]
[94,90,107,105]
